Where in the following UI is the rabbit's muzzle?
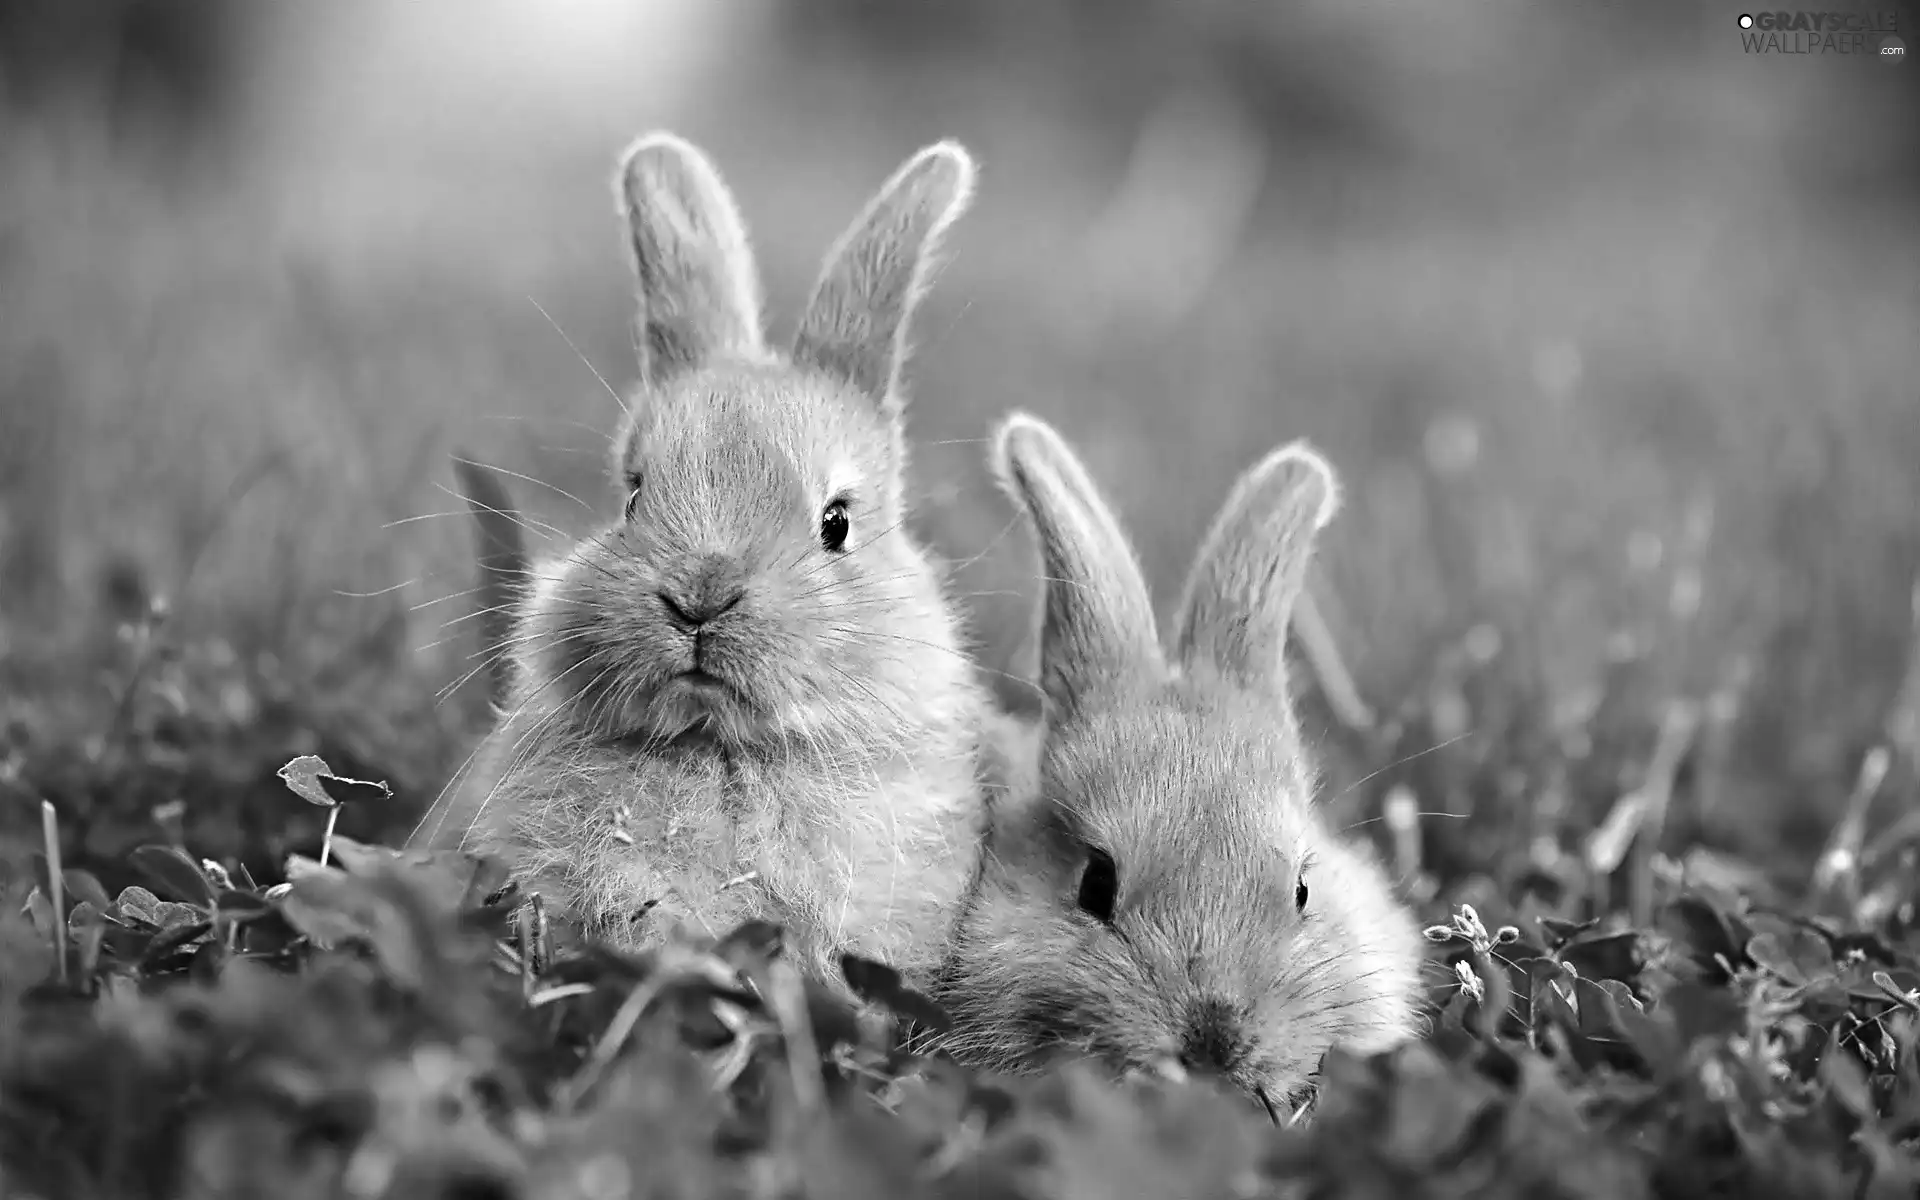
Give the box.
[1179,995,1250,1075]
[656,553,748,629]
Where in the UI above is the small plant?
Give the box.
[0,733,1915,1200]
[276,753,395,870]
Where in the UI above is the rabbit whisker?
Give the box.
[528,293,629,419]
[450,453,599,514]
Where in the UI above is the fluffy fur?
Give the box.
[935,413,1425,1110]
[407,132,1004,990]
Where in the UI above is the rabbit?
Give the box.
[406,131,1015,993]
[932,412,1426,1113]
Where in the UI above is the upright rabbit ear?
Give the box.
[1169,441,1341,700]
[791,140,976,424]
[992,413,1164,722]
[615,132,766,389]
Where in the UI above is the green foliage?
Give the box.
[1,715,1918,1199]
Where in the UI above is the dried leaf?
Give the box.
[276,754,393,807]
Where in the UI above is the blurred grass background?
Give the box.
[1,0,1917,891]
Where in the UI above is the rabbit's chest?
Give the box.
[554,738,977,978]
[732,751,982,936]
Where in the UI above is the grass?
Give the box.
[3,6,1920,1194]
[3,624,1919,1198]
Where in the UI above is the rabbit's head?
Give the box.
[514,134,979,753]
[938,414,1424,1112]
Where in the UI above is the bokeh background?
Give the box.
[2,0,1917,892]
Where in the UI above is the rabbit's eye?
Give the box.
[1294,875,1309,913]
[623,484,642,523]
[819,499,851,552]
[1076,847,1118,924]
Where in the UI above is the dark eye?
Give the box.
[623,482,642,523]
[1076,847,1118,924]
[1295,874,1309,913]
[819,499,850,552]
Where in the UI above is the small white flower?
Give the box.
[1455,959,1485,1003]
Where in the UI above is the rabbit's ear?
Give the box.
[993,413,1164,722]
[615,132,766,389]
[1169,441,1340,699]
[451,454,527,712]
[791,140,975,422]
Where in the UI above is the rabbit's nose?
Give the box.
[658,555,747,627]
[1178,997,1245,1074]
[657,585,744,628]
